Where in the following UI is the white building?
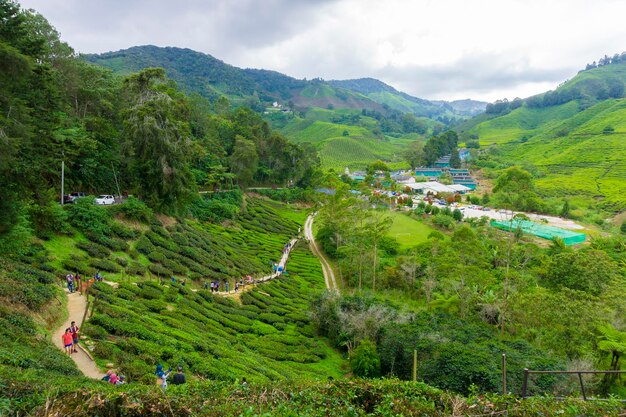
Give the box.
[403,181,470,195]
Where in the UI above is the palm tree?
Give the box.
[597,324,626,371]
[597,324,626,391]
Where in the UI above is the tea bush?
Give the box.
[90,258,121,273]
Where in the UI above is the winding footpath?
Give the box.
[54,215,332,378]
[305,213,338,291]
[222,238,297,300]
[52,290,103,379]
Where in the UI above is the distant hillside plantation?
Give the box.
[457,60,626,212]
[330,78,487,118]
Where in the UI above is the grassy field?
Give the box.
[387,211,436,249]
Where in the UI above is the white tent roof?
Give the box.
[447,184,471,192]
[404,181,470,194]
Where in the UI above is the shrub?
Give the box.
[143,299,167,313]
[432,213,454,229]
[76,241,111,258]
[147,251,165,262]
[114,196,154,223]
[110,222,139,239]
[134,236,155,255]
[190,190,243,223]
[90,258,121,273]
[62,259,94,276]
[66,197,111,235]
[0,265,57,310]
[162,258,187,274]
[139,285,163,300]
[126,262,146,276]
[114,257,129,267]
[28,198,70,237]
[149,263,172,277]
[350,338,381,377]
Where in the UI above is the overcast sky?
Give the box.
[18,0,626,102]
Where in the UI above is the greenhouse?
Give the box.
[490,219,586,245]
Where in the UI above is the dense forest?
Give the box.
[0,0,319,251]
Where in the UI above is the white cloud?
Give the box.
[19,0,626,101]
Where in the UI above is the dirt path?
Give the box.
[222,238,297,301]
[52,290,103,379]
[305,214,338,290]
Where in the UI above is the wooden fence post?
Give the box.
[80,299,90,328]
[413,349,417,382]
[521,368,529,398]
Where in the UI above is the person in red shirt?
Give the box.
[62,328,73,355]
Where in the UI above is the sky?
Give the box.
[18,0,626,102]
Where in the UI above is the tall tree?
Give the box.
[229,135,258,187]
[404,141,425,168]
[449,148,461,168]
[123,68,195,214]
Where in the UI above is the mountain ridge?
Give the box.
[84,45,486,120]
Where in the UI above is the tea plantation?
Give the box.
[0,196,349,414]
[84,243,345,383]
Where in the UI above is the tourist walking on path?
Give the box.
[69,321,79,353]
[66,273,74,293]
[225,280,229,293]
[171,366,186,385]
[62,328,73,355]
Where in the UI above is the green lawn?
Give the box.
[387,211,435,249]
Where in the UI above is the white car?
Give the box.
[95,195,115,205]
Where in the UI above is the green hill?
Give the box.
[330,77,487,119]
[86,46,485,122]
[460,61,626,212]
[276,108,425,171]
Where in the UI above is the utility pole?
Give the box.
[111,162,122,198]
[61,160,65,205]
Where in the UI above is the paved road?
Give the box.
[305,214,338,291]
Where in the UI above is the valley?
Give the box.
[3,1,626,415]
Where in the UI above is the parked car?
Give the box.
[62,195,73,204]
[69,192,87,201]
[95,195,115,205]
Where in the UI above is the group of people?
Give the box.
[61,321,80,355]
[102,370,126,385]
[204,276,250,293]
[65,273,81,293]
[155,364,186,388]
[66,271,105,293]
